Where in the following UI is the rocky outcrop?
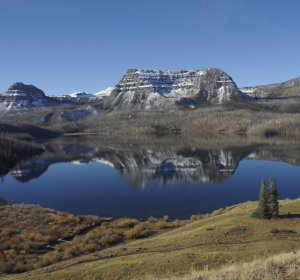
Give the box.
[102,68,249,110]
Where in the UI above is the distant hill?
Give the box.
[240,77,300,99]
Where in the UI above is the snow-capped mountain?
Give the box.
[102,68,249,110]
[0,82,62,111]
[2,70,299,113]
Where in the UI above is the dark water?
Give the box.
[1,136,300,219]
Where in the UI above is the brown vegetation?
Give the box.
[3,102,300,139]
[0,204,186,274]
[61,106,300,138]
[7,200,300,280]
[0,204,104,273]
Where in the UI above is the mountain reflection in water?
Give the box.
[2,135,300,189]
[2,135,300,218]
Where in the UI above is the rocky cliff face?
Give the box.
[0,82,62,111]
[102,68,248,110]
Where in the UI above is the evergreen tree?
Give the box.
[269,178,279,218]
[252,179,270,219]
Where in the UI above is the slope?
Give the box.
[7,199,300,280]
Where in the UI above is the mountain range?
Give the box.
[1,68,299,113]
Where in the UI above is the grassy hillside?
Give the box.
[5,199,300,280]
[0,203,183,275]
[158,250,300,280]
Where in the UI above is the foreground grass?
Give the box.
[156,250,300,280]
[4,199,300,280]
[0,203,184,274]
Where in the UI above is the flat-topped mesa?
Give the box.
[102,68,248,110]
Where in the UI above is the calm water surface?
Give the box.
[1,136,300,219]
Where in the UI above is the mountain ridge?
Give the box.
[1,70,300,112]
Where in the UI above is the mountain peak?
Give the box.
[6,82,46,98]
[0,82,58,111]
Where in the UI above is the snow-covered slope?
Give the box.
[69,92,96,99]
[102,68,249,110]
[0,82,61,111]
[95,87,114,100]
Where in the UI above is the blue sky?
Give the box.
[0,0,299,95]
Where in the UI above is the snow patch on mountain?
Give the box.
[69,92,96,99]
[95,87,114,99]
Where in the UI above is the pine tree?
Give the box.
[252,179,270,219]
[269,178,279,218]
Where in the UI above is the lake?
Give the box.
[1,135,300,219]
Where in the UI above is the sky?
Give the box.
[0,0,299,95]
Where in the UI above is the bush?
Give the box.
[153,220,167,230]
[125,224,149,240]
[113,218,139,228]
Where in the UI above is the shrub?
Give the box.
[163,215,170,222]
[170,219,182,228]
[125,224,149,240]
[147,216,158,223]
[270,228,296,234]
[113,218,139,228]
[190,214,203,221]
[153,220,167,230]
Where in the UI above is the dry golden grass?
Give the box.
[125,224,149,240]
[5,200,300,280]
[0,204,185,275]
[155,250,300,280]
